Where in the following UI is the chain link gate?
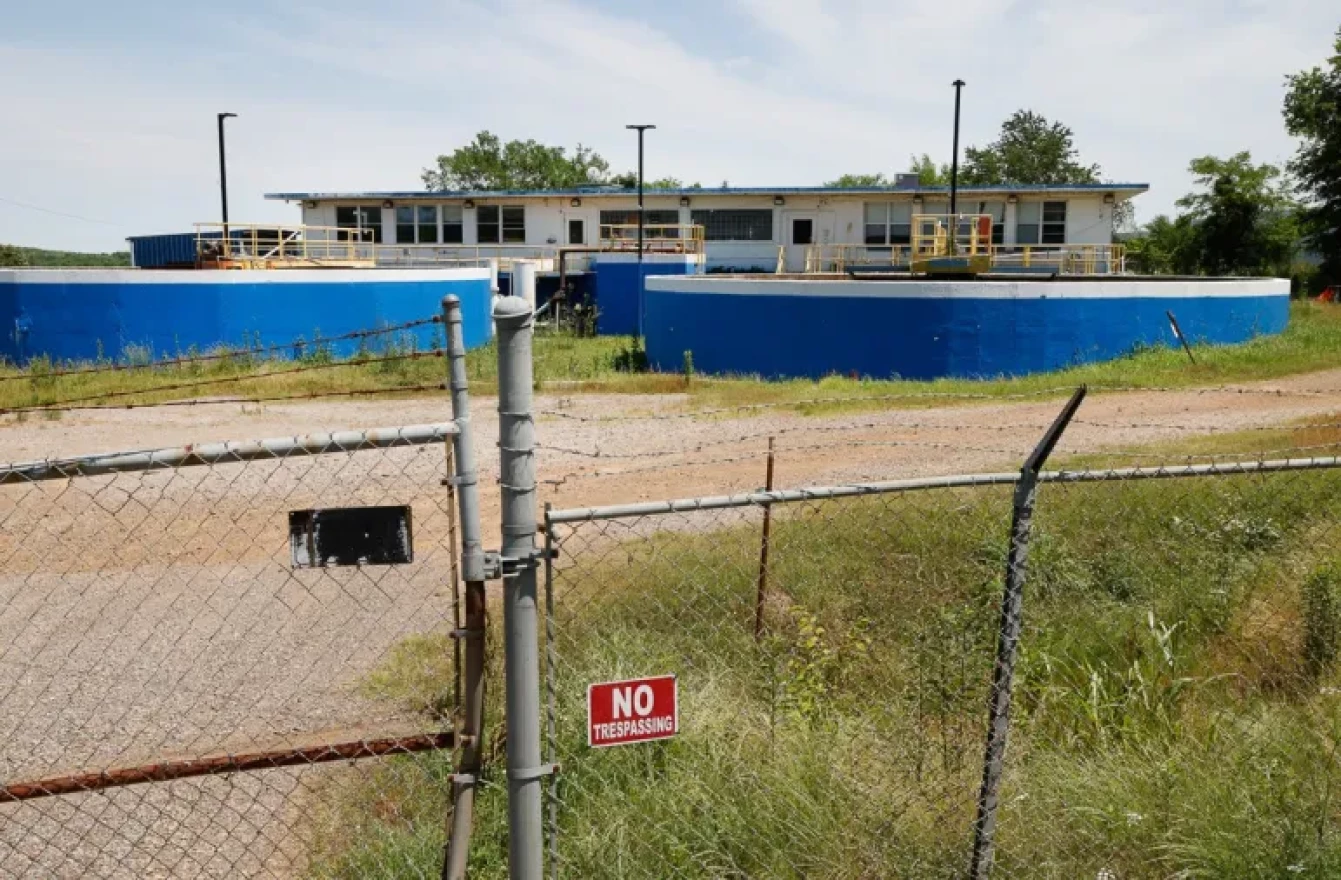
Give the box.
[0,425,465,878]
[540,452,1341,879]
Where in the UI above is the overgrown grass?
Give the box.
[309,464,1341,878]
[2,303,1338,415]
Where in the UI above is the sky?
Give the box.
[1,0,1336,252]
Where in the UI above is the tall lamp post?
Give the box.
[217,112,237,239]
[626,124,656,336]
[948,81,965,253]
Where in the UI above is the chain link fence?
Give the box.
[0,425,462,878]
[542,455,1341,878]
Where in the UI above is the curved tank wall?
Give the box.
[643,276,1291,381]
[0,268,492,365]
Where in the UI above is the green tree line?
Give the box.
[0,244,130,268]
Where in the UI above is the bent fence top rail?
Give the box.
[0,422,457,484]
[545,454,1341,524]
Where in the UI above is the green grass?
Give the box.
[2,303,1338,416]
[307,463,1341,878]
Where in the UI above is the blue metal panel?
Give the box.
[593,262,695,336]
[644,284,1289,381]
[0,272,492,365]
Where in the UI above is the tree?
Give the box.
[1283,25,1341,284]
[1176,153,1297,276]
[960,110,1101,186]
[608,173,698,189]
[824,172,888,187]
[423,131,613,190]
[1124,215,1200,275]
[0,244,30,267]
[909,154,951,186]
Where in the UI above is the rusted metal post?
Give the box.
[754,437,776,640]
[442,295,489,880]
[969,386,1086,880]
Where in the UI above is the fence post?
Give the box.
[442,295,489,880]
[754,437,776,640]
[969,386,1086,880]
[495,295,546,880]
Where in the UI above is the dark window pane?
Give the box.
[689,209,772,241]
[501,206,525,243]
[442,222,464,244]
[568,219,584,245]
[890,224,912,245]
[336,206,382,243]
[417,207,437,243]
[477,206,500,243]
[1016,224,1040,245]
[1042,201,1067,223]
[864,224,888,245]
[1041,226,1066,245]
[792,219,814,245]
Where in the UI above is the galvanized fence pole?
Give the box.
[543,504,559,879]
[442,295,489,880]
[968,386,1087,880]
[495,295,546,880]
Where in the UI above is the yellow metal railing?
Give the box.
[597,224,705,256]
[989,244,1126,275]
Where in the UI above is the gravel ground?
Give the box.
[1,368,1339,877]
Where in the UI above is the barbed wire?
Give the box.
[0,316,441,384]
[1074,417,1341,434]
[1,354,444,416]
[539,384,1341,425]
[539,436,1038,489]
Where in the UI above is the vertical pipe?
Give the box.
[217,112,236,241]
[442,296,488,880]
[495,295,544,880]
[753,437,776,640]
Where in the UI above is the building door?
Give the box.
[784,213,817,272]
[567,218,586,246]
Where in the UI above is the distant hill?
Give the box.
[0,244,131,267]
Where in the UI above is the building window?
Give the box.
[689,209,773,242]
[476,205,524,243]
[335,206,382,243]
[1015,202,1040,245]
[568,218,585,245]
[395,206,439,244]
[599,209,680,238]
[503,206,526,243]
[864,202,913,245]
[1042,201,1067,244]
[442,205,464,244]
[477,206,500,243]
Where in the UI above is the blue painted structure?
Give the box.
[127,232,219,269]
[0,268,492,365]
[644,276,1291,380]
[593,254,700,336]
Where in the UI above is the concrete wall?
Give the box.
[643,276,1291,381]
[0,268,492,365]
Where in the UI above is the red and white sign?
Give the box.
[587,674,678,748]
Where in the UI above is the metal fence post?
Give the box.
[442,295,489,880]
[969,386,1086,880]
[495,295,546,880]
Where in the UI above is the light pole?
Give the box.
[217,112,238,239]
[626,124,655,337]
[949,81,964,219]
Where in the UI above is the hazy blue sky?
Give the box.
[1,0,1336,251]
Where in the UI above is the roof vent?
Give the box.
[894,173,920,190]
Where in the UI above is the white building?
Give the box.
[266,181,1147,274]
